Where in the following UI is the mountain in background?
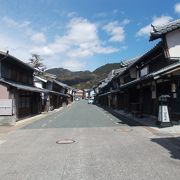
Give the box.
[46,63,121,89]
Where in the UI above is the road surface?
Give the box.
[0,100,180,180]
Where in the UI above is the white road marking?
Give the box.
[0,140,6,145]
[41,123,47,127]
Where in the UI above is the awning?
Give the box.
[152,62,180,79]
[0,79,69,98]
[98,92,111,97]
[110,89,121,94]
[53,79,68,88]
[0,79,46,93]
[47,90,69,97]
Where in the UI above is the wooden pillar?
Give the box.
[108,95,111,107]
[139,83,143,117]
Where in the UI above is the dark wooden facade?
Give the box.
[97,39,180,123]
[46,80,68,110]
[0,52,42,121]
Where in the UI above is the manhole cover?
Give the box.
[56,139,75,144]
[114,128,133,132]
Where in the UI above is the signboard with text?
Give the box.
[0,99,13,115]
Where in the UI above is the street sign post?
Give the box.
[157,95,172,127]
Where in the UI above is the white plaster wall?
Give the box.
[0,84,9,99]
[90,90,95,97]
[130,68,137,78]
[85,92,88,98]
[166,29,180,58]
[34,82,43,89]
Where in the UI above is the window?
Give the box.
[140,66,149,77]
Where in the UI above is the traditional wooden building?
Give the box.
[34,75,48,112]
[97,19,180,123]
[0,51,44,125]
[34,71,74,112]
[43,77,68,110]
[66,85,76,103]
[97,67,133,108]
[75,89,84,99]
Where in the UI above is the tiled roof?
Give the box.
[98,91,111,97]
[152,61,180,78]
[120,57,139,67]
[117,43,163,78]
[47,90,68,97]
[113,68,126,75]
[66,85,75,90]
[0,78,46,93]
[53,79,68,88]
[150,19,180,41]
[0,78,69,96]
[106,68,127,81]
[120,61,180,89]
[98,82,108,88]
[120,78,141,89]
[116,57,140,77]
[98,59,140,89]
[0,51,34,71]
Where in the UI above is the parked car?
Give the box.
[88,99,94,104]
[75,97,80,101]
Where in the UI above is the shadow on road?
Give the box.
[151,137,180,160]
[93,104,143,127]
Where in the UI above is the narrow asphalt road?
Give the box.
[22,100,122,129]
[0,100,180,180]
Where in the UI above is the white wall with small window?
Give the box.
[140,66,149,77]
[166,28,180,58]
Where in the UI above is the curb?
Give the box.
[101,106,180,136]
[104,107,145,126]
[0,102,74,137]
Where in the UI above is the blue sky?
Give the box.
[0,0,180,71]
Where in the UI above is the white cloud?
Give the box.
[2,16,32,36]
[174,3,180,14]
[2,16,31,29]
[93,46,119,54]
[121,19,130,26]
[0,31,31,63]
[103,21,125,42]
[31,17,119,58]
[3,16,47,44]
[67,11,78,18]
[136,15,173,37]
[0,16,123,71]
[112,9,118,14]
[68,48,93,58]
[31,32,46,44]
[30,46,53,56]
[62,59,86,71]
[67,17,99,44]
